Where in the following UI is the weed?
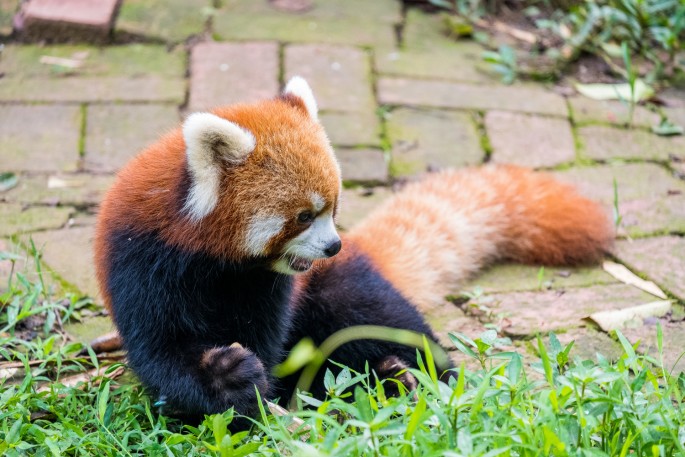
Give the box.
[2,251,685,455]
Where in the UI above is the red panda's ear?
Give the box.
[182,112,256,221]
[282,76,318,121]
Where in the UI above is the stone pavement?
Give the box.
[1,0,684,372]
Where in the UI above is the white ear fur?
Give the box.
[182,112,256,221]
[283,76,318,121]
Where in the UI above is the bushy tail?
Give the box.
[346,164,614,311]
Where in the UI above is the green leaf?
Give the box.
[354,386,373,422]
[537,335,554,386]
[213,414,227,447]
[98,381,111,424]
[404,395,427,440]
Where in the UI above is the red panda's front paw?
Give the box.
[200,344,269,398]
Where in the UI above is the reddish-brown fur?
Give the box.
[346,165,614,311]
[94,97,339,313]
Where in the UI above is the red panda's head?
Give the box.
[179,77,342,274]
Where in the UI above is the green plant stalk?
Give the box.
[621,42,636,128]
[289,325,451,409]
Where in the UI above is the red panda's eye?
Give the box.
[297,211,315,224]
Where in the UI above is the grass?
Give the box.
[2,252,685,456]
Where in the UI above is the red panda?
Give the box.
[94,77,614,422]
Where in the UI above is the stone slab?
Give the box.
[486,283,655,337]
[336,148,388,185]
[554,163,685,237]
[320,111,381,147]
[423,302,491,349]
[0,203,73,236]
[188,41,279,111]
[0,44,186,103]
[622,319,685,375]
[29,225,98,298]
[376,9,492,84]
[2,174,114,206]
[615,236,685,300]
[0,104,81,172]
[84,104,180,172]
[337,186,392,230]
[663,107,685,130]
[378,77,568,117]
[578,125,685,161]
[285,44,375,113]
[65,315,116,345]
[386,108,483,176]
[485,111,576,167]
[462,263,617,295]
[556,327,624,362]
[116,0,206,43]
[569,96,661,128]
[0,77,185,103]
[19,0,120,43]
[213,0,399,47]
[0,44,185,78]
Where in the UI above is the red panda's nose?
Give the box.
[324,239,342,257]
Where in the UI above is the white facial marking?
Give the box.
[272,210,340,274]
[244,214,286,256]
[182,112,256,221]
[311,192,325,213]
[283,76,318,121]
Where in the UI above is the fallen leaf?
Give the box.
[37,365,125,392]
[0,172,18,192]
[39,55,83,69]
[575,80,654,102]
[588,300,672,332]
[267,400,311,439]
[652,120,684,136]
[47,176,85,189]
[603,261,667,299]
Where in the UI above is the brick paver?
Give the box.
[386,108,483,176]
[0,44,186,103]
[579,125,685,161]
[462,263,617,295]
[3,174,114,206]
[116,0,207,43]
[375,9,490,84]
[615,236,685,300]
[555,163,685,237]
[189,42,280,112]
[285,44,375,113]
[378,77,568,117]
[30,226,99,298]
[84,104,180,172]
[337,187,392,230]
[0,204,73,237]
[486,111,576,167]
[336,148,388,184]
[485,283,655,337]
[320,112,381,147]
[568,96,661,128]
[0,105,80,172]
[213,0,400,47]
[18,0,119,43]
